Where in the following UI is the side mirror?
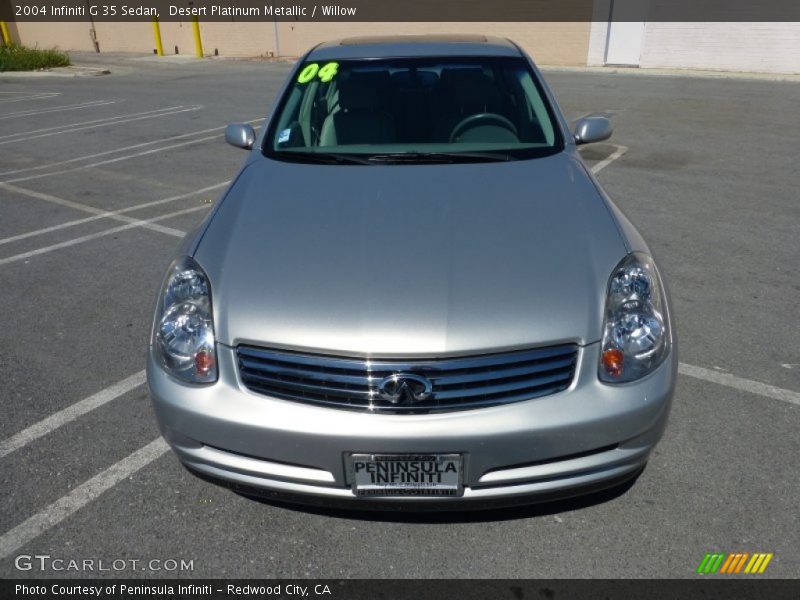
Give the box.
[225,123,256,150]
[573,116,612,145]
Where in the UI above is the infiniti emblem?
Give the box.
[377,373,433,404]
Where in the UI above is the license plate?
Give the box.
[350,453,463,497]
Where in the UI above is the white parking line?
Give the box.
[679,363,800,406]
[0,119,260,178]
[0,372,146,459]
[0,181,229,246]
[0,182,186,237]
[0,92,60,104]
[0,105,203,146]
[590,144,628,174]
[0,105,188,140]
[0,437,169,560]
[4,134,221,184]
[0,205,206,266]
[0,100,116,121]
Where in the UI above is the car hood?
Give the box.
[195,153,626,356]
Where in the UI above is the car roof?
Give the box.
[307,35,523,61]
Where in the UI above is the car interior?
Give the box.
[277,62,553,150]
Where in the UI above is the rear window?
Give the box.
[264,56,563,163]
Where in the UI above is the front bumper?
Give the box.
[147,342,676,507]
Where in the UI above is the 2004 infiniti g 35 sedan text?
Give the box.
[147,35,677,509]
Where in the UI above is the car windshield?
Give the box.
[264,56,563,163]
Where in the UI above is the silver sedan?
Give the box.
[147,35,676,509]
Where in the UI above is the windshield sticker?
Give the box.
[296,62,339,84]
[277,128,291,144]
[318,62,339,82]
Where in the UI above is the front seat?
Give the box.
[319,80,395,146]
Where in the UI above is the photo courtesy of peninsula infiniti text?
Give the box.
[147,35,677,509]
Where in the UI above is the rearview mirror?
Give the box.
[573,116,612,145]
[225,123,256,150]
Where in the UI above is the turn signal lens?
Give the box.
[194,349,216,376]
[601,348,624,378]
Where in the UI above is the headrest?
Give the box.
[349,70,391,88]
[338,80,379,111]
[391,70,438,88]
[439,67,486,89]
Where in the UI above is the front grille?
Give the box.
[236,344,578,413]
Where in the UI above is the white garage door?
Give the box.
[637,22,800,74]
[604,0,647,66]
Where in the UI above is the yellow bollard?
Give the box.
[191,16,203,58]
[151,16,164,56]
[0,21,12,46]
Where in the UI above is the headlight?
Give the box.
[599,252,669,383]
[152,256,217,383]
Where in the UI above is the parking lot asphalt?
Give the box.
[0,54,798,579]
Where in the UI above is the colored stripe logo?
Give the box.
[697,552,773,574]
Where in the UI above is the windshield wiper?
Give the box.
[275,151,374,165]
[275,151,514,165]
[366,151,513,164]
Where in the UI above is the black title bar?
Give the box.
[3,579,800,600]
[2,0,800,22]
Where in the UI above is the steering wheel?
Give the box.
[449,112,518,143]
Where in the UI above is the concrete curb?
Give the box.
[0,65,111,78]
[539,65,800,82]
[56,51,800,81]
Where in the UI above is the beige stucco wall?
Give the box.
[94,22,161,54]
[199,22,279,57]
[276,22,590,65]
[9,21,590,66]
[11,22,97,52]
